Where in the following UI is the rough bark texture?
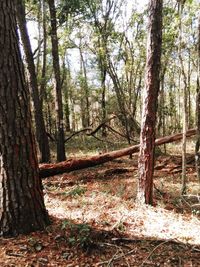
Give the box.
[39,128,196,178]
[0,0,49,236]
[17,0,50,163]
[48,0,66,162]
[137,0,163,205]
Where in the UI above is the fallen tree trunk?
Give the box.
[39,128,196,178]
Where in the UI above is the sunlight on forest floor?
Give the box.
[1,153,200,267]
[44,154,200,247]
[45,195,200,245]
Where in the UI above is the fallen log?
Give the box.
[39,128,196,178]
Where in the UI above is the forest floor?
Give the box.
[1,145,200,266]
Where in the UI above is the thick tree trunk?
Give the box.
[39,128,196,178]
[0,0,49,236]
[137,0,163,205]
[17,0,50,163]
[48,0,66,162]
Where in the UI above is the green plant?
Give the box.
[61,220,92,248]
[114,221,126,232]
[66,185,87,197]
[192,209,200,216]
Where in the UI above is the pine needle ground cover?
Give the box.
[0,153,200,266]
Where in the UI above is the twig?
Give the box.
[118,247,130,267]
[64,116,117,143]
[111,237,142,243]
[6,251,25,257]
[107,250,120,267]
[140,240,171,266]
[181,196,192,209]
[191,203,200,208]
[105,124,137,143]
[97,247,135,266]
[64,128,92,142]
[46,132,56,142]
[101,243,130,267]
[192,246,200,252]
[88,115,116,136]
[153,183,165,197]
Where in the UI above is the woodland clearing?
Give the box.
[1,141,200,266]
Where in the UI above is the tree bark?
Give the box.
[178,1,188,195]
[0,0,49,236]
[39,128,196,178]
[137,0,163,205]
[195,11,200,188]
[48,0,66,162]
[17,0,50,163]
[79,42,90,128]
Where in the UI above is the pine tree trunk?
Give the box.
[137,0,163,205]
[17,0,50,163]
[0,0,49,236]
[48,0,66,162]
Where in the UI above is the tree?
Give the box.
[178,0,188,195]
[48,0,66,162]
[0,0,49,236]
[137,0,163,205]
[17,0,50,163]
[195,10,200,188]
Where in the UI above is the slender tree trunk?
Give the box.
[178,1,188,195]
[101,69,107,137]
[97,36,107,137]
[64,59,71,132]
[79,45,90,128]
[0,0,49,236]
[137,0,163,205]
[17,0,50,163]
[36,0,42,74]
[48,0,66,162]
[40,0,47,106]
[195,12,200,189]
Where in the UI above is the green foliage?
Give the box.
[192,209,200,216]
[66,185,87,197]
[58,0,95,23]
[61,220,92,248]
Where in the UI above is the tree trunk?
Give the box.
[48,0,66,162]
[79,44,90,128]
[137,0,163,205]
[178,1,188,195]
[39,128,196,178]
[17,0,50,163]
[0,0,49,236]
[40,0,47,106]
[64,59,71,132]
[195,11,200,189]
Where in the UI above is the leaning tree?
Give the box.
[137,0,163,205]
[0,0,49,236]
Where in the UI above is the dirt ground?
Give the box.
[1,153,200,266]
